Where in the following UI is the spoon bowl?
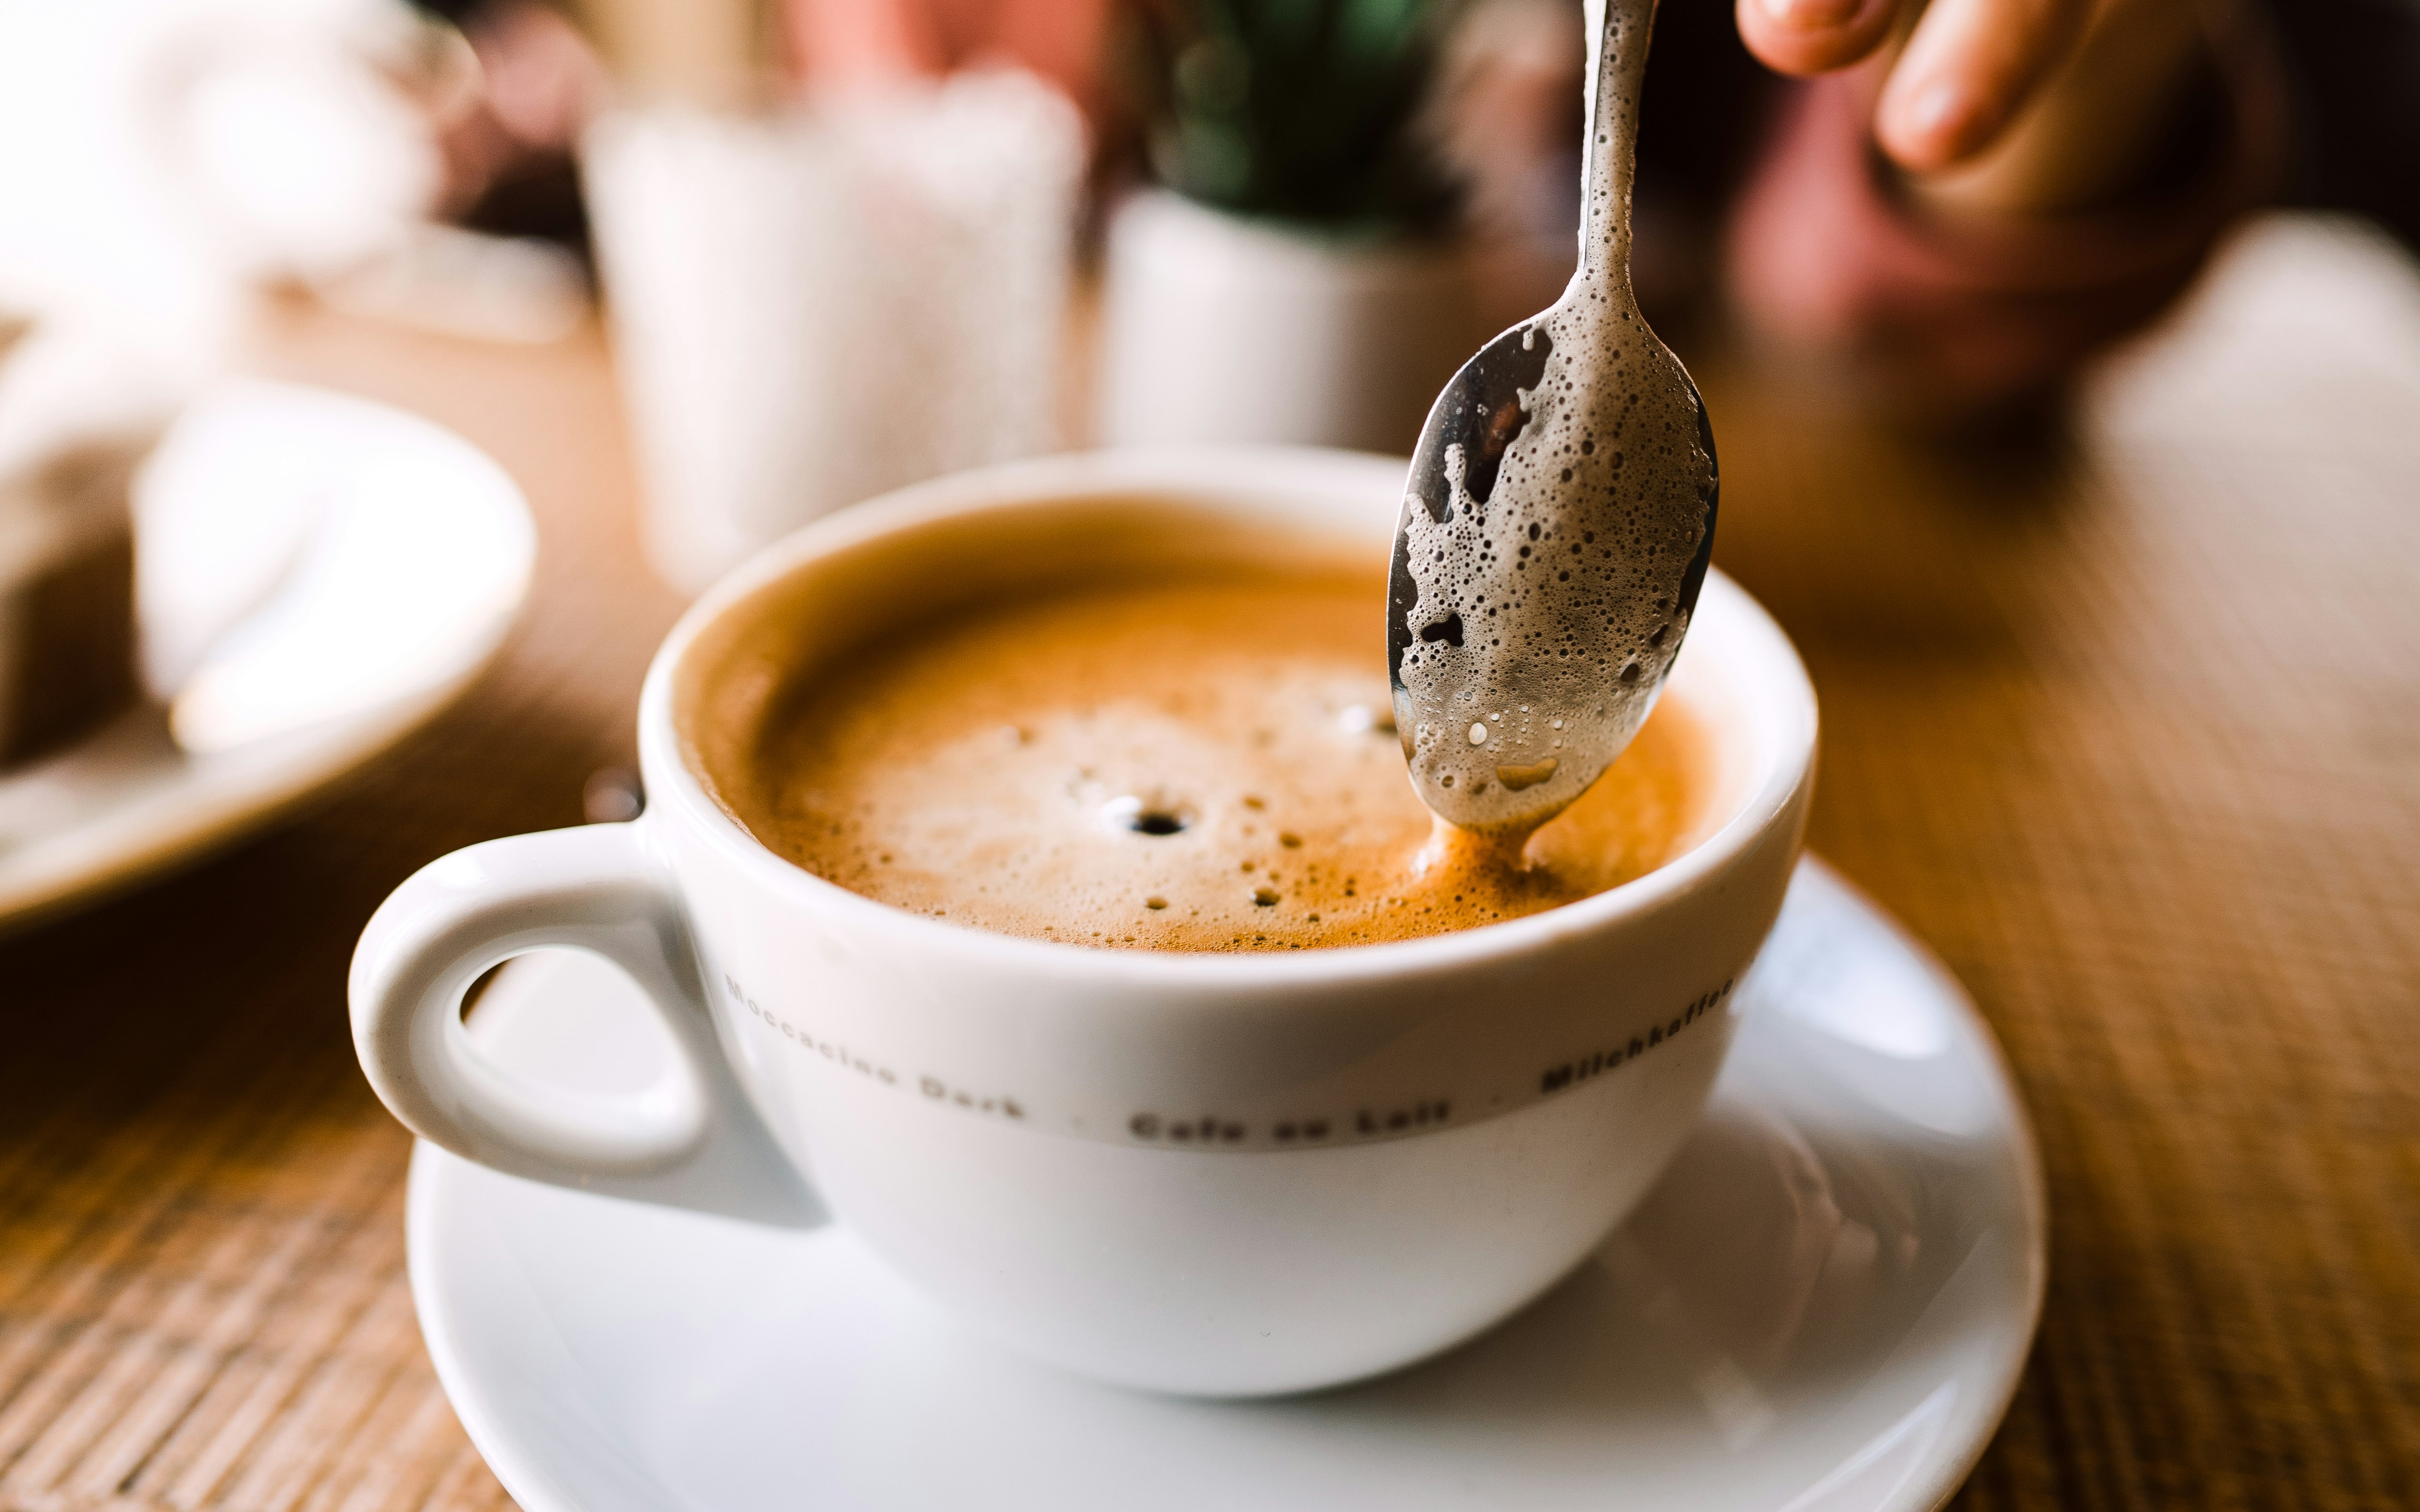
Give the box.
[1388,0,1716,837]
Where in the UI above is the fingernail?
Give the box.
[1758,0,1865,29]
[1895,79,1978,155]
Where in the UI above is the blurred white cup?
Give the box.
[1096,189,1485,458]
[584,70,1084,595]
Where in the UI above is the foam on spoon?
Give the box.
[1388,0,1717,845]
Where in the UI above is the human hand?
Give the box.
[1735,0,2103,174]
[1722,0,2265,415]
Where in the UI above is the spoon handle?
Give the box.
[1575,0,1656,301]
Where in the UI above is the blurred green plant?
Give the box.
[1136,0,1471,236]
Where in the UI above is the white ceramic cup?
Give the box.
[350,447,1816,1397]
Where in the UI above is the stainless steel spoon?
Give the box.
[1388,0,1716,838]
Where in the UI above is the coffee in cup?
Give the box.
[708,569,1724,951]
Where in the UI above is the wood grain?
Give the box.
[2,212,2415,1510]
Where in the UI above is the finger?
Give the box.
[1874,0,2091,171]
[1734,0,1905,78]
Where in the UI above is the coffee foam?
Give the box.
[1393,315,1709,823]
[710,569,1723,952]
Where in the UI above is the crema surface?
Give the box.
[724,572,1718,951]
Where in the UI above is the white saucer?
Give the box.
[408,857,2045,1512]
[0,381,533,929]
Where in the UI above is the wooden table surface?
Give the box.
[3,212,2415,1512]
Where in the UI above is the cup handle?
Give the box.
[350,821,824,1228]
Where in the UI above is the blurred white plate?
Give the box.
[0,380,533,930]
[409,858,2046,1512]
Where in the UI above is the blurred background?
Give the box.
[0,1,2417,1506]
[5,0,2416,697]
[3,0,2415,621]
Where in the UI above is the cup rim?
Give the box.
[637,445,1817,985]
